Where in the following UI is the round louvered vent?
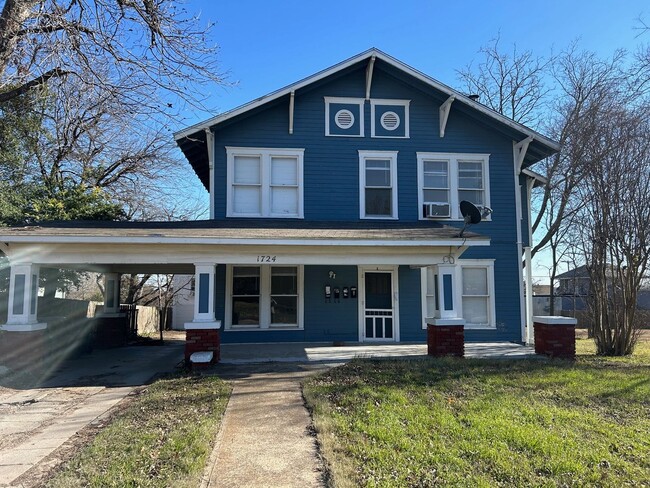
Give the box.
[335,109,355,129]
[380,111,400,131]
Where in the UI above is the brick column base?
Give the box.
[533,316,577,359]
[427,320,464,357]
[185,328,221,365]
[0,330,47,372]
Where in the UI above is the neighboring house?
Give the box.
[0,48,559,347]
[557,265,650,312]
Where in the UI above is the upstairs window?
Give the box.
[359,150,398,219]
[417,152,490,220]
[226,147,304,218]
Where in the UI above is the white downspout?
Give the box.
[525,177,536,344]
[205,129,215,220]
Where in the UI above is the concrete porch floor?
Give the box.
[219,341,539,364]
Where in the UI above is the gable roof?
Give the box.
[175,48,560,188]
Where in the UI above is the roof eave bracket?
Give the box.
[289,91,295,135]
[365,55,376,100]
[439,95,455,138]
[514,136,534,173]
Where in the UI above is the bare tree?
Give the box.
[569,101,650,355]
[457,35,552,126]
[0,0,224,114]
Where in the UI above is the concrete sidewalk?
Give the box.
[205,363,331,488]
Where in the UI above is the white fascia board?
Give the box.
[174,48,560,154]
[0,235,490,247]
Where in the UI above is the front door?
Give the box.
[363,271,395,341]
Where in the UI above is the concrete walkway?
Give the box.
[205,363,329,488]
[204,342,538,487]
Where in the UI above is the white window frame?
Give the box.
[370,99,410,138]
[226,147,304,218]
[420,260,496,329]
[324,97,365,137]
[359,150,399,220]
[225,264,304,331]
[417,152,490,221]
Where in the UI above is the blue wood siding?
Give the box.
[218,265,360,344]
[210,61,526,343]
[397,266,425,342]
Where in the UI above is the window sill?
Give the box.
[227,214,304,219]
[464,324,496,330]
[361,216,399,220]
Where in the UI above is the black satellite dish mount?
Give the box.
[458,200,490,237]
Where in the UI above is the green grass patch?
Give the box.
[304,340,650,487]
[50,374,231,488]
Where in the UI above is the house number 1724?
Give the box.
[257,255,277,263]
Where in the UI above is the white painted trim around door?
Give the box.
[357,265,400,342]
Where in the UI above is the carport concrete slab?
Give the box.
[0,342,183,487]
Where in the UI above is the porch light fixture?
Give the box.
[329,270,336,279]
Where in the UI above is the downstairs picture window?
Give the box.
[227,265,303,330]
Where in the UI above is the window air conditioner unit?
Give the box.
[423,202,450,218]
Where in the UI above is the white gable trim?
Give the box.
[174,48,560,153]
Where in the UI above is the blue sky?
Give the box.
[185,0,648,123]
[179,0,648,283]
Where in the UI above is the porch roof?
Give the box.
[0,219,488,247]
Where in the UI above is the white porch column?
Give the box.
[184,263,221,365]
[2,263,46,331]
[435,263,462,320]
[186,263,221,328]
[101,272,123,316]
[524,247,534,345]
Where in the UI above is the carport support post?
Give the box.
[102,273,122,315]
[426,264,465,357]
[184,263,221,365]
[92,273,129,348]
[0,263,47,372]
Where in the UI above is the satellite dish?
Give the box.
[460,200,482,225]
[459,200,482,237]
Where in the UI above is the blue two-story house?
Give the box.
[0,49,558,352]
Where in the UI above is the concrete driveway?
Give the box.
[0,341,184,487]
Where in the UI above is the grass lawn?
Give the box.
[50,373,230,488]
[304,339,650,487]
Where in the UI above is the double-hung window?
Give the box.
[359,150,398,219]
[227,147,304,218]
[421,260,495,329]
[226,265,303,330]
[461,266,491,327]
[417,152,490,220]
